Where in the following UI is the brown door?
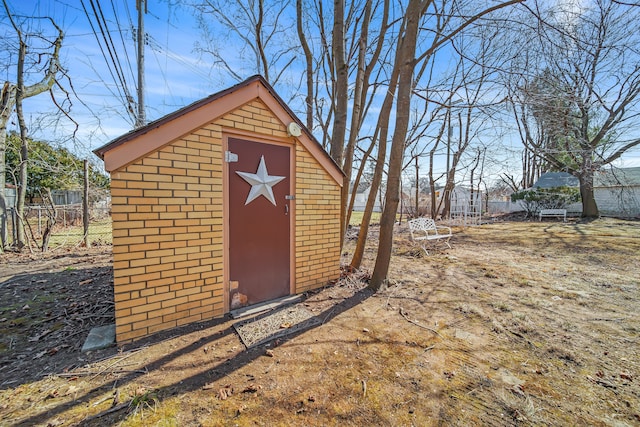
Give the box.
[228,137,290,308]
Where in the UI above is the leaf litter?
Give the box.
[0,218,638,426]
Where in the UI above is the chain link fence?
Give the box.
[4,196,112,251]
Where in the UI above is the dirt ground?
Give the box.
[0,217,639,426]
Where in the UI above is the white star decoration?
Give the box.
[236,155,285,206]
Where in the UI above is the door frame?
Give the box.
[222,130,296,312]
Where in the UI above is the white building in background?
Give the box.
[350,184,384,212]
[592,167,640,218]
[522,168,640,218]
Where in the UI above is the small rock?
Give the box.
[265,349,274,357]
[362,328,370,333]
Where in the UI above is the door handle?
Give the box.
[285,204,289,215]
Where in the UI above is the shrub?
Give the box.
[511,187,580,217]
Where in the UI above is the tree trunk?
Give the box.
[370,0,425,290]
[350,73,401,269]
[296,0,314,131]
[579,173,599,218]
[350,129,387,270]
[83,159,90,247]
[414,156,419,214]
[0,82,17,251]
[339,0,373,246]
[429,150,437,219]
[441,169,455,218]
[15,38,28,251]
[330,0,348,165]
[345,136,376,232]
[41,189,56,252]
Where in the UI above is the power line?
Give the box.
[80,0,136,122]
[109,0,136,90]
[146,35,212,82]
[79,0,127,112]
[92,0,136,115]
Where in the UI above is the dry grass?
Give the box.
[1,217,639,426]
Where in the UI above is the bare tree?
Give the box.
[339,0,390,242]
[295,0,391,248]
[193,0,297,86]
[370,0,524,289]
[0,2,63,251]
[507,0,640,217]
[191,0,526,287]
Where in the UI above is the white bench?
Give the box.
[539,208,567,222]
[408,217,452,255]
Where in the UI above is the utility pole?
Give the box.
[135,0,146,128]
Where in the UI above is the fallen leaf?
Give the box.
[217,387,233,400]
[620,373,633,381]
[241,384,261,393]
[79,279,93,285]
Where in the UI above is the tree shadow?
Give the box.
[13,286,375,426]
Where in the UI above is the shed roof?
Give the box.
[594,167,640,187]
[93,75,343,186]
[533,168,640,189]
[533,172,579,188]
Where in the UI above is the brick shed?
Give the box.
[94,75,344,343]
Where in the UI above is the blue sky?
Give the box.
[2,0,230,157]
[2,0,639,177]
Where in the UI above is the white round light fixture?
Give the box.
[287,122,302,137]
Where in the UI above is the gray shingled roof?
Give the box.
[594,167,640,187]
[533,168,640,188]
[533,172,579,188]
